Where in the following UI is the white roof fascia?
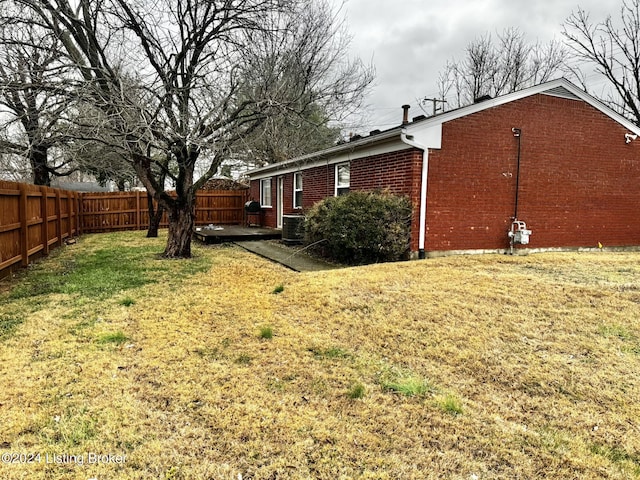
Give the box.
[247,128,402,179]
[248,136,410,180]
[403,122,442,150]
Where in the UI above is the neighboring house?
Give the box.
[247,79,640,258]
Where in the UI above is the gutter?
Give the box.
[400,131,428,259]
[248,128,403,178]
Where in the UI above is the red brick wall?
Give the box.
[350,150,422,195]
[425,93,640,251]
[250,172,308,228]
[250,152,423,236]
[249,180,261,205]
[249,177,276,227]
[301,163,335,207]
[251,93,640,253]
[293,152,422,248]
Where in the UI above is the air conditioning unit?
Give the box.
[282,215,305,244]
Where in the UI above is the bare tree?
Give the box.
[0,151,30,181]
[437,28,568,109]
[563,0,640,125]
[8,0,372,258]
[61,100,146,192]
[237,102,341,166]
[0,5,76,185]
[65,138,137,191]
[64,112,168,238]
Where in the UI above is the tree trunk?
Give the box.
[146,193,164,238]
[134,143,196,256]
[31,147,50,186]
[163,198,195,258]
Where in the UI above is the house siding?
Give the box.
[425,93,640,251]
[249,90,640,255]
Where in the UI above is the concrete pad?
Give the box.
[234,240,340,272]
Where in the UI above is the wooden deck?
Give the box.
[193,225,281,244]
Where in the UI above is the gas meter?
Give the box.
[508,220,532,245]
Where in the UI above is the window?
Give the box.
[260,178,272,207]
[335,163,350,196]
[293,172,303,209]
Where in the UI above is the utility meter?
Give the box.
[508,220,532,245]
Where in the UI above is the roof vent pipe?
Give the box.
[402,104,410,125]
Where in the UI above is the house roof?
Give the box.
[247,78,640,179]
[407,78,640,134]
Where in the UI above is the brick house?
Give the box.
[247,79,640,258]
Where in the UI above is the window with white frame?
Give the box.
[335,163,350,196]
[260,178,272,207]
[293,172,303,209]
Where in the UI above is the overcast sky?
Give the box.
[339,0,618,132]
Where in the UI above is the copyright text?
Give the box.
[1,452,126,465]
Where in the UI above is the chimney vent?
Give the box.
[474,94,492,104]
[402,104,410,125]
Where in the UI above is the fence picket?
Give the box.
[40,186,49,256]
[19,183,28,267]
[80,190,249,233]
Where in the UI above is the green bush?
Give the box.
[304,191,412,265]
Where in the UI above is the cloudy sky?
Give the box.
[339,0,618,132]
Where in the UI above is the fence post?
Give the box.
[70,191,76,237]
[76,192,81,236]
[77,192,83,235]
[55,189,62,247]
[65,192,71,240]
[136,190,141,230]
[19,183,28,267]
[40,186,50,256]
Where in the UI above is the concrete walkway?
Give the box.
[234,240,340,272]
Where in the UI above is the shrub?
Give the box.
[304,191,412,265]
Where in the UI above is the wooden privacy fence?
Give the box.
[0,180,81,279]
[80,189,249,233]
[0,183,248,277]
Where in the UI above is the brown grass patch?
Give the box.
[0,231,639,479]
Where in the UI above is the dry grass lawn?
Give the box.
[0,231,639,479]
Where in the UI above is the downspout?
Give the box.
[510,127,522,255]
[511,128,522,220]
[400,131,428,259]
